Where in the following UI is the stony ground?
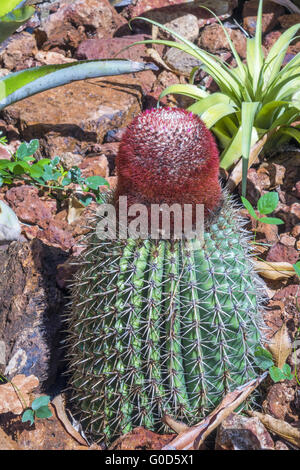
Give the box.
[0,0,299,450]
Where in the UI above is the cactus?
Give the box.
[66,108,265,445]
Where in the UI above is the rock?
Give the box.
[239,168,271,205]
[199,24,247,58]
[263,382,298,422]
[0,200,21,243]
[215,412,274,450]
[255,218,278,243]
[0,240,68,388]
[258,162,286,187]
[266,242,299,264]
[279,233,296,247]
[162,14,199,42]
[34,50,75,65]
[290,203,300,226]
[36,0,126,52]
[78,154,109,179]
[295,181,300,199]
[75,35,158,97]
[273,285,300,304]
[5,186,56,230]
[0,374,39,415]
[3,403,102,450]
[109,426,174,450]
[278,13,300,31]
[243,0,285,35]
[2,75,143,158]
[37,221,75,251]
[163,47,203,75]
[291,224,300,239]
[263,30,282,52]
[59,152,83,170]
[0,68,10,78]
[0,427,20,450]
[0,32,38,71]
[125,0,234,30]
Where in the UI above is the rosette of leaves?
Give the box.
[126,0,300,195]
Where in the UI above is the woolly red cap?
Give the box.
[115,107,221,217]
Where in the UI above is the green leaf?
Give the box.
[293,261,300,278]
[0,60,156,110]
[21,409,35,426]
[257,191,279,215]
[241,102,260,197]
[282,363,294,381]
[159,83,208,102]
[50,156,60,167]
[254,346,274,370]
[78,195,93,207]
[0,6,35,45]
[31,395,50,411]
[29,164,45,178]
[269,365,286,382]
[258,216,284,225]
[26,139,39,156]
[241,196,259,220]
[0,0,24,17]
[62,177,72,186]
[85,175,108,190]
[35,406,52,419]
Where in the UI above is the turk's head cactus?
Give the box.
[66,107,265,445]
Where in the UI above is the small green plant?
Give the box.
[254,346,294,383]
[22,395,52,426]
[241,192,284,242]
[0,139,108,206]
[127,0,300,195]
[0,374,52,424]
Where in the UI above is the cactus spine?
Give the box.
[67,108,264,445]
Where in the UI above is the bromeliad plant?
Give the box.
[126,0,300,195]
[0,0,156,111]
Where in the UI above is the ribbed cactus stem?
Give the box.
[66,107,264,446]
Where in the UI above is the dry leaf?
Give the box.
[67,196,86,224]
[161,372,268,450]
[248,411,300,448]
[52,394,89,447]
[267,323,292,369]
[163,414,189,434]
[253,260,296,280]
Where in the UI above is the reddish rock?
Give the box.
[5,186,56,229]
[0,32,37,71]
[290,203,300,226]
[4,404,102,450]
[266,242,299,264]
[200,24,247,58]
[125,0,234,29]
[255,218,279,243]
[273,285,300,304]
[78,154,109,179]
[239,168,271,205]
[295,181,300,199]
[275,441,289,450]
[109,427,174,450]
[0,144,11,160]
[291,224,300,239]
[36,0,126,52]
[278,13,300,31]
[216,412,274,450]
[0,375,39,415]
[2,75,143,158]
[38,222,75,251]
[243,0,285,35]
[263,30,282,52]
[279,233,296,247]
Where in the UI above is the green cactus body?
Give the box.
[67,198,263,445]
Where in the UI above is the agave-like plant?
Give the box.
[0,1,156,112]
[126,0,300,194]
